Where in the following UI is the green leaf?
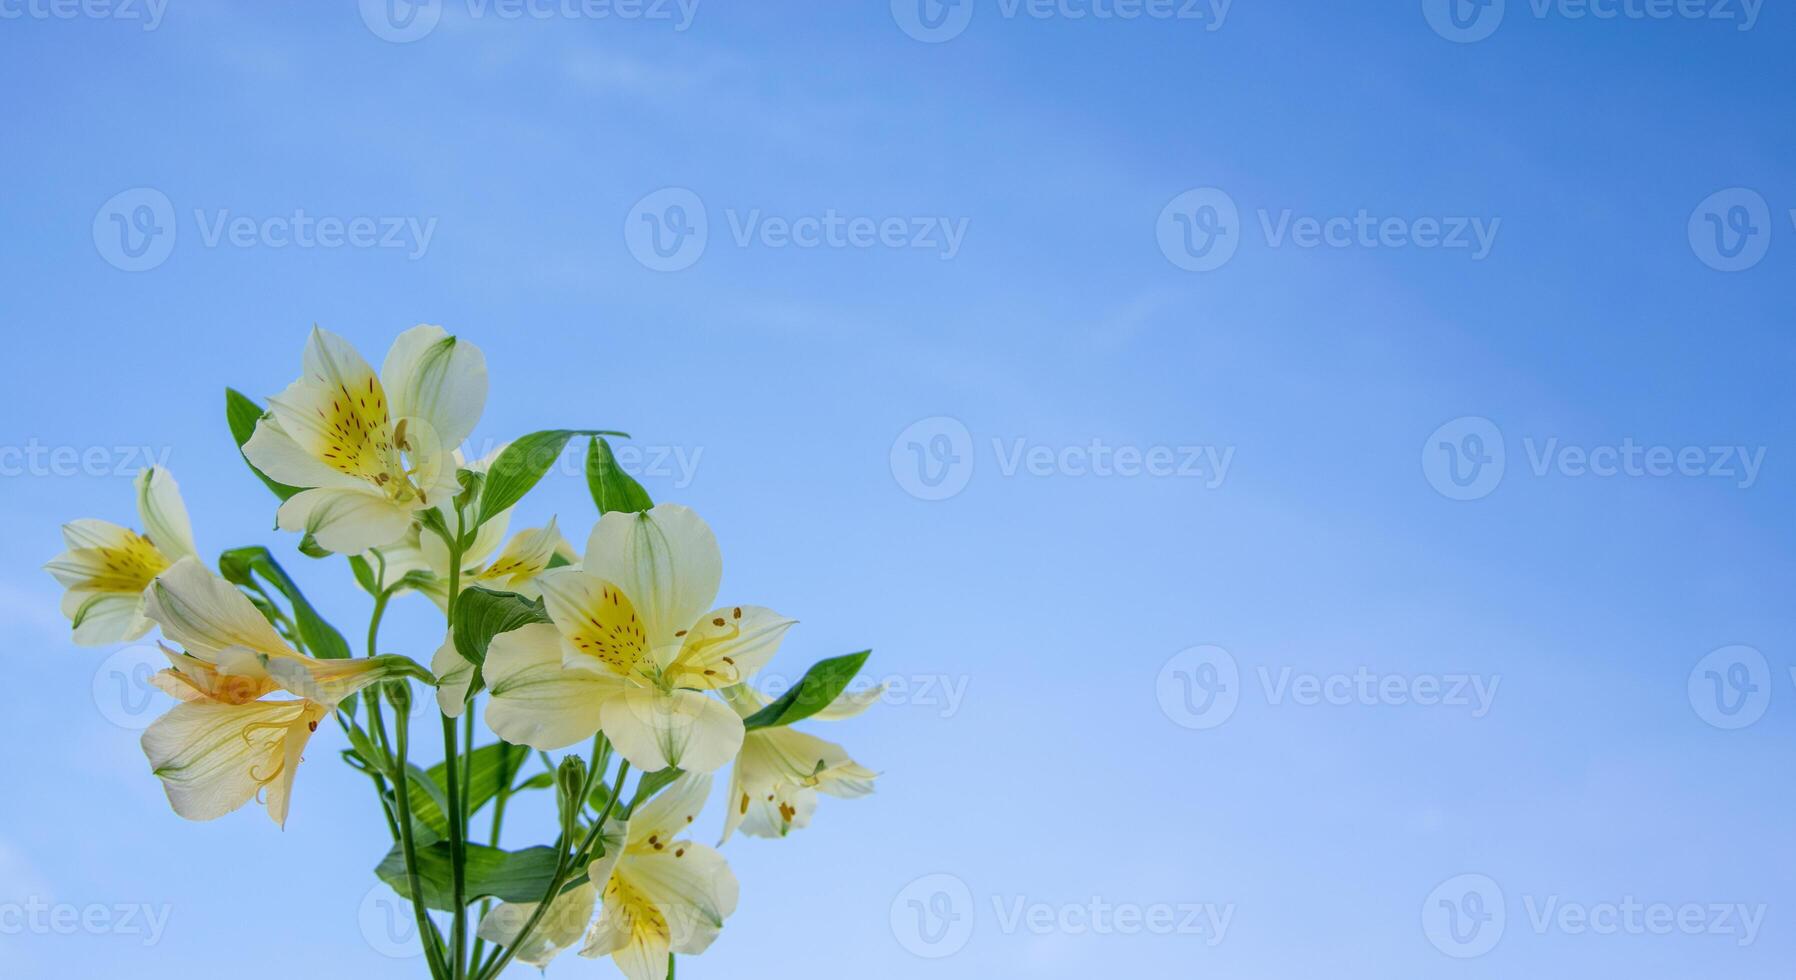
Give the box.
[453,587,550,669]
[743,651,872,731]
[406,742,529,838]
[347,555,379,596]
[216,546,352,661]
[627,767,684,814]
[375,842,560,911]
[224,388,301,501]
[584,437,653,515]
[477,428,628,527]
[296,531,331,559]
[343,721,389,778]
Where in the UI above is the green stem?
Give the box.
[442,715,468,979]
[391,698,452,980]
[362,591,398,840]
[478,761,631,980]
[441,521,470,979]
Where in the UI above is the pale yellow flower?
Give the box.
[242,325,488,554]
[484,505,795,774]
[719,685,880,842]
[44,467,194,645]
[477,773,739,980]
[139,558,407,827]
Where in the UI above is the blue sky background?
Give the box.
[1,1,1793,977]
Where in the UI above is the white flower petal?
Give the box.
[484,623,629,750]
[583,505,721,661]
[265,379,393,486]
[432,636,474,718]
[621,844,738,955]
[476,882,596,968]
[63,591,152,646]
[276,487,414,554]
[626,771,712,850]
[537,567,655,679]
[301,325,380,392]
[601,688,742,775]
[143,557,293,661]
[381,324,489,453]
[141,698,323,826]
[60,518,134,552]
[134,467,196,561]
[242,417,367,491]
[668,605,795,689]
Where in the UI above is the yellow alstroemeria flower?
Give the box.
[242,325,488,555]
[366,441,574,604]
[44,467,195,645]
[140,649,330,829]
[138,557,414,827]
[483,504,796,773]
[719,685,880,842]
[477,773,739,980]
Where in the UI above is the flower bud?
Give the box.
[557,755,589,836]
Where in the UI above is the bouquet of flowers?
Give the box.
[45,325,880,979]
